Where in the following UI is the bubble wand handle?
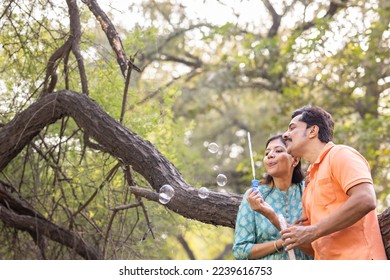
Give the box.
[247,132,259,190]
[278,214,296,260]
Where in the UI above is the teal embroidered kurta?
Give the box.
[233,182,312,260]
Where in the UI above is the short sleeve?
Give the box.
[329,146,373,193]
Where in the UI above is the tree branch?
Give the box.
[0,180,99,259]
[300,0,349,31]
[81,0,129,77]
[0,90,243,229]
[262,0,281,37]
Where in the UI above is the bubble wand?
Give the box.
[247,132,259,191]
[278,214,296,260]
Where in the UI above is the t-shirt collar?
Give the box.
[313,142,334,165]
[306,142,334,174]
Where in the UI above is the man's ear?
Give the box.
[308,125,319,139]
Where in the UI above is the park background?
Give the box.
[0,0,389,259]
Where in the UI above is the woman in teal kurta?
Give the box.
[232,134,312,260]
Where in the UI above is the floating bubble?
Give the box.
[159,193,171,204]
[159,184,174,204]
[160,184,174,198]
[235,129,247,138]
[216,174,228,187]
[198,187,210,199]
[207,142,219,154]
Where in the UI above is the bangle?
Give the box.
[274,241,280,253]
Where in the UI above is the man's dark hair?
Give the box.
[292,105,334,143]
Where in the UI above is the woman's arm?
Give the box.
[233,189,282,259]
[248,238,283,259]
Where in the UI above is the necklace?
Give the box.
[281,187,290,222]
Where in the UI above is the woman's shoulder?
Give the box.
[298,180,305,189]
[291,181,305,194]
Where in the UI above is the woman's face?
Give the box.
[263,138,296,179]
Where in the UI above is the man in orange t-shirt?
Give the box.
[280,105,386,260]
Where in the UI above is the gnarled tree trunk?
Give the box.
[0,90,389,259]
[378,207,390,259]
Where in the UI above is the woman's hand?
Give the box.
[247,188,279,228]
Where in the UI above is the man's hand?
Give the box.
[281,224,317,252]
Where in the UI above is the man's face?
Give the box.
[282,114,309,157]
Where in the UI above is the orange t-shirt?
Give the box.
[303,142,387,260]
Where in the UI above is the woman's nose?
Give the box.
[267,151,275,158]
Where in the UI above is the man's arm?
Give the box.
[281,182,376,250]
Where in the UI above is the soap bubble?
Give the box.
[159,184,174,204]
[198,187,210,199]
[207,142,219,154]
[216,174,228,187]
[159,192,171,204]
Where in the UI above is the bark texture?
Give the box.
[378,207,390,259]
[1,90,388,259]
[0,90,242,225]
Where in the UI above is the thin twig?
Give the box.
[71,162,120,218]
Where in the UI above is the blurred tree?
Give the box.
[0,0,389,259]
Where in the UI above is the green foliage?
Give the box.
[0,0,389,260]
